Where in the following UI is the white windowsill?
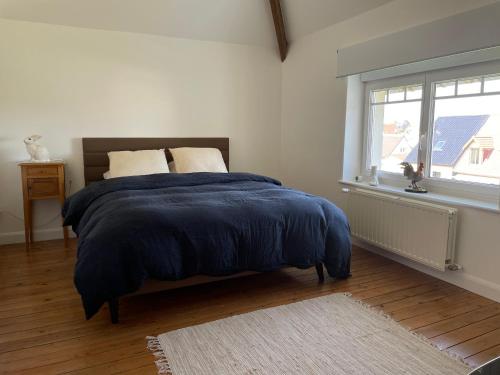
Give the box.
[339,180,499,214]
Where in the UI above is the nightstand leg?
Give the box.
[23,200,32,250]
[23,225,30,251]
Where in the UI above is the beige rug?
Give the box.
[147,293,470,375]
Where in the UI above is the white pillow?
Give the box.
[107,149,169,178]
[103,170,111,179]
[169,147,228,173]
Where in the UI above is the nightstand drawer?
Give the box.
[26,165,59,177]
[28,178,59,199]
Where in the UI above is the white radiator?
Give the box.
[345,188,457,271]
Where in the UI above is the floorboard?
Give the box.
[0,239,498,373]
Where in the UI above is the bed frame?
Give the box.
[81,137,325,323]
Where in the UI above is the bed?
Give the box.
[63,138,351,323]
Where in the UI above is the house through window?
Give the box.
[365,65,500,187]
[368,84,422,174]
[428,74,500,185]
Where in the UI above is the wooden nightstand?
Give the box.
[19,161,69,250]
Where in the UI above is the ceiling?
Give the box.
[283,0,393,42]
[0,0,394,46]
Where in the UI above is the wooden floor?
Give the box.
[1,240,499,374]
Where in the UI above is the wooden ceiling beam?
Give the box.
[269,0,288,62]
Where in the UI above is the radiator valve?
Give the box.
[447,264,463,271]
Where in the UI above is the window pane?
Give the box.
[435,80,456,97]
[371,90,387,103]
[484,75,500,93]
[406,85,422,100]
[388,87,405,102]
[457,78,481,95]
[430,94,500,185]
[370,101,421,173]
[469,148,480,164]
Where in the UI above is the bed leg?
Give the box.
[109,298,119,324]
[315,263,324,283]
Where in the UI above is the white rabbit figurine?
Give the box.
[24,135,50,162]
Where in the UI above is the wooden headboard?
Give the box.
[82,138,229,185]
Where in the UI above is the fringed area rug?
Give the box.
[147,293,470,375]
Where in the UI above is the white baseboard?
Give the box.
[353,238,500,303]
[0,227,75,245]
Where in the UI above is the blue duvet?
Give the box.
[63,173,351,319]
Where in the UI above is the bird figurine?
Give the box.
[400,162,427,193]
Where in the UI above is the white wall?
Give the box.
[0,19,282,243]
[281,0,500,301]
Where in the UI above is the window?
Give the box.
[368,83,422,173]
[469,148,480,165]
[429,73,500,185]
[365,63,500,187]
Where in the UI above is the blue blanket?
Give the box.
[63,173,351,319]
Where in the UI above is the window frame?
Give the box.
[363,74,425,177]
[362,60,500,202]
